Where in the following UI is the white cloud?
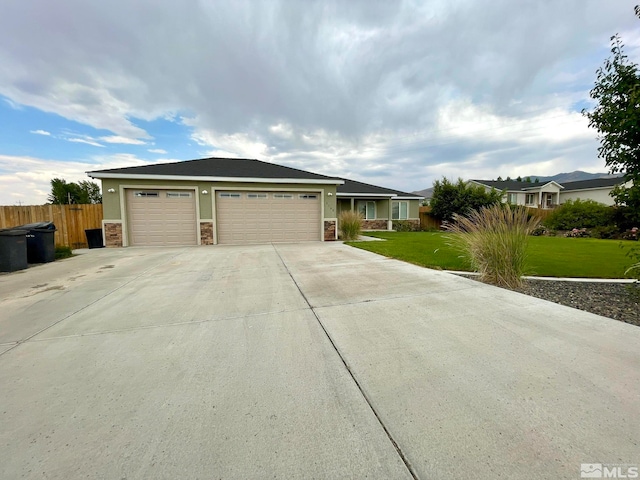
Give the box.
[66,137,104,147]
[100,135,147,145]
[30,129,51,136]
[0,153,184,205]
[0,0,635,197]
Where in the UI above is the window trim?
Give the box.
[166,191,192,198]
[134,191,159,198]
[358,200,376,220]
[392,201,409,220]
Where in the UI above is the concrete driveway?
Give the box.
[1,243,638,479]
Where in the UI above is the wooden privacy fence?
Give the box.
[419,206,443,230]
[0,204,103,249]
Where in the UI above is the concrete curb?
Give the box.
[444,270,637,283]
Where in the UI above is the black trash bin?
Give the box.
[0,229,28,272]
[17,222,57,263]
[85,228,104,249]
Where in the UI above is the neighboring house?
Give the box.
[558,177,632,205]
[88,157,422,247]
[469,176,629,209]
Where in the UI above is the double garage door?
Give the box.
[126,189,321,246]
[217,191,321,244]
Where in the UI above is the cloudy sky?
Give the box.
[1,0,639,204]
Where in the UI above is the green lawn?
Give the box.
[347,231,639,278]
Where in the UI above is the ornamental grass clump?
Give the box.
[444,204,540,289]
[339,210,363,241]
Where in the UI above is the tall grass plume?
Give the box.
[339,210,363,241]
[444,204,540,288]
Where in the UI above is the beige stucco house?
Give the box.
[88,157,422,247]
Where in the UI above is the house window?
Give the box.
[392,201,408,220]
[219,192,241,198]
[507,193,518,204]
[166,191,192,198]
[525,193,536,205]
[134,191,159,197]
[357,201,376,220]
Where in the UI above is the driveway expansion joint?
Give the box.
[272,244,419,480]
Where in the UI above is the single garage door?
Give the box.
[126,189,197,246]
[216,191,321,244]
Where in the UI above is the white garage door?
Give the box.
[126,189,197,246]
[216,191,321,244]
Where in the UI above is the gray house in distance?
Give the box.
[470,177,630,209]
[88,157,422,247]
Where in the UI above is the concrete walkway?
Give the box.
[1,243,638,479]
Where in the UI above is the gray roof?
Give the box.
[560,177,626,191]
[471,179,540,190]
[89,157,423,197]
[338,178,423,198]
[88,157,341,182]
[472,176,626,192]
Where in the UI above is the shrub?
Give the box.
[590,225,619,239]
[393,220,418,232]
[530,225,547,236]
[621,227,639,241]
[430,177,503,221]
[544,199,615,230]
[444,204,540,289]
[338,210,363,241]
[54,246,73,260]
[565,228,590,238]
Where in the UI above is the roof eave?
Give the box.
[87,172,344,185]
[337,192,395,197]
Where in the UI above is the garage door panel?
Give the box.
[126,189,197,246]
[217,191,320,245]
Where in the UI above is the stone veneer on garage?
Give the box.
[104,223,123,247]
[200,222,214,245]
[323,220,336,241]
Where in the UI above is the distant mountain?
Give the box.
[522,171,619,184]
[413,186,433,198]
[412,171,620,197]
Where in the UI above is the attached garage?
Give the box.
[216,191,321,244]
[126,189,197,246]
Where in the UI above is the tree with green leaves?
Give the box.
[430,178,503,221]
[583,6,640,223]
[48,178,102,204]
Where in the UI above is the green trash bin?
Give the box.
[0,229,28,272]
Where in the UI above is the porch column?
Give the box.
[388,199,393,230]
[350,197,354,211]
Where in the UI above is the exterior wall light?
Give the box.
[201,190,209,194]
[327,192,333,196]
[107,188,116,193]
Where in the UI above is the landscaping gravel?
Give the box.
[515,279,640,327]
[456,274,640,327]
